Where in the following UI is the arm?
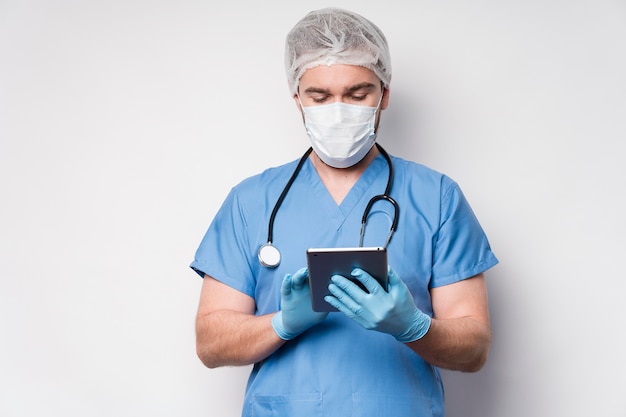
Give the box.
[196,268,328,369]
[195,274,285,369]
[406,273,491,372]
[326,269,491,372]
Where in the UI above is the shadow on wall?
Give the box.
[441,266,510,417]
[382,85,513,417]
[376,89,429,159]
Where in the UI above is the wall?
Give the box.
[1,1,624,416]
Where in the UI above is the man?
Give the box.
[191,8,498,417]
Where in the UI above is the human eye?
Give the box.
[345,88,372,103]
[350,93,368,102]
[310,94,329,104]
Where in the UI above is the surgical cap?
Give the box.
[285,8,392,95]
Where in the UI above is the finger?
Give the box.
[351,268,383,295]
[387,267,400,287]
[387,267,410,295]
[291,267,309,289]
[324,295,355,317]
[327,281,363,313]
[329,274,363,299]
[281,273,292,296]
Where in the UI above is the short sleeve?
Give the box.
[190,188,256,297]
[430,180,498,287]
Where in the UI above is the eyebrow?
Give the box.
[303,82,378,95]
[344,82,378,93]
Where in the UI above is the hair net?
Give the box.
[285,8,391,95]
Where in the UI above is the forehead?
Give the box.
[298,64,380,92]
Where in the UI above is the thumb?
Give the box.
[291,267,309,289]
[387,267,401,287]
[281,273,293,296]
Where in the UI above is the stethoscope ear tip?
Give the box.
[258,243,281,268]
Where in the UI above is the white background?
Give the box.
[1,1,625,416]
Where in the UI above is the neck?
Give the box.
[310,146,380,204]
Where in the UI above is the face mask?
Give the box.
[301,97,381,168]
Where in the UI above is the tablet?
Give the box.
[306,247,388,312]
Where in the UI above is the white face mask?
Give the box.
[301,97,381,168]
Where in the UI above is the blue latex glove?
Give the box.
[271,268,328,340]
[325,267,431,342]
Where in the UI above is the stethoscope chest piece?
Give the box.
[258,243,281,268]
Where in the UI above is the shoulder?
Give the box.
[231,157,303,196]
[389,154,457,191]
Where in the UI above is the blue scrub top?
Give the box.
[191,152,498,417]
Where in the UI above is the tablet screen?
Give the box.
[306,247,388,312]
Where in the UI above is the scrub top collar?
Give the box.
[301,152,389,225]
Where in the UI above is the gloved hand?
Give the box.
[271,267,328,340]
[324,267,431,342]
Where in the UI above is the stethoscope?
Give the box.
[257,143,399,268]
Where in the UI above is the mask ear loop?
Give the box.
[374,88,384,114]
[296,94,307,118]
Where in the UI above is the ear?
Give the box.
[380,87,390,110]
[293,94,303,112]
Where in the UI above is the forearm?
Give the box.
[196,310,284,368]
[406,316,491,372]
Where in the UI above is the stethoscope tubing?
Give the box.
[259,143,397,268]
[266,147,313,245]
